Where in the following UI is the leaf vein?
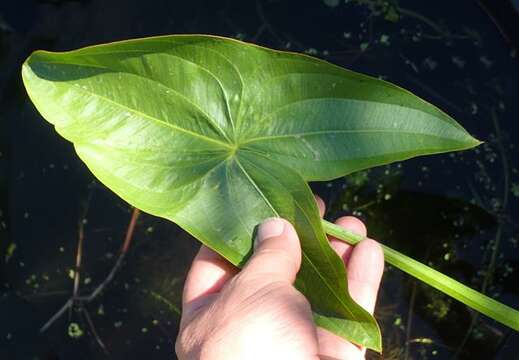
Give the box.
[65,82,232,149]
[39,59,233,144]
[243,129,468,144]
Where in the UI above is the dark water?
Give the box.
[1,0,518,359]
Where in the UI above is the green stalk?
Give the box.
[322,219,519,331]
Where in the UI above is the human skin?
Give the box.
[175,197,384,360]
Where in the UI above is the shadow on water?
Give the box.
[1,0,519,359]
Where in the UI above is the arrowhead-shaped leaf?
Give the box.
[21,35,480,351]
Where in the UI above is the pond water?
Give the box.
[1,0,518,359]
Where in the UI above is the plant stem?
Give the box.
[321,219,519,332]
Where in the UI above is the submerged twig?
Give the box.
[255,0,285,47]
[40,298,73,333]
[404,268,419,360]
[405,75,464,115]
[404,245,434,360]
[397,6,472,40]
[40,208,141,352]
[452,108,510,358]
[82,307,107,353]
[80,208,140,302]
[73,220,85,299]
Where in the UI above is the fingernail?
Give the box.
[255,218,285,247]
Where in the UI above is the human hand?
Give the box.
[175,198,384,360]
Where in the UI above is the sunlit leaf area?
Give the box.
[2,1,519,359]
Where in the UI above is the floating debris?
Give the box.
[380,34,390,46]
[470,102,478,115]
[323,0,340,7]
[423,57,438,71]
[479,55,493,68]
[512,183,519,198]
[451,56,466,68]
[68,323,84,339]
[384,6,400,22]
[409,337,433,344]
[393,316,403,327]
[401,54,419,72]
[5,243,16,263]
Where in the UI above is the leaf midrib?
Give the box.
[243,70,464,132]
[240,129,474,146]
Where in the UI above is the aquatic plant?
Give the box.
[21,35,519,351]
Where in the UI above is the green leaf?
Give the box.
[21,35,481,351]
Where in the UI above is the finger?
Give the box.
[314,194,325,218]
[328,216,367,263]
[346,238,384,314]
[182,245,238,314]
[241,218,301,284]
[319,219,382,360]
[317,327,364,360]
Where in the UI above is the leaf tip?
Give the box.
[467,136,484,150]
[457,132,483,151]
[474,138,484,147]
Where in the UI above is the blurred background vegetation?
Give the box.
[1,0,518,359]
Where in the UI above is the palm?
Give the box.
[176,197,384,359]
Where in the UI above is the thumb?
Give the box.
[241,218,302,284]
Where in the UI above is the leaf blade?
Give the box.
[22,34,487,351]
[240,68,480,180]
